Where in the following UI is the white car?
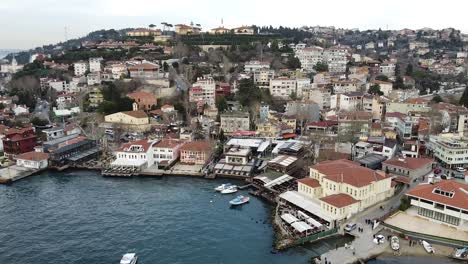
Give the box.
[456,167,466,172]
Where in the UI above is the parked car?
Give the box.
[344,223,357,232]
[434,168,442,174]
[456,167,466,172]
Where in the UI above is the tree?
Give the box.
[405,64,413,76]
[149,24,156,29]
[313,62,328,72]
[163,62,169,72]
[375,75,389,82]
[289,91,298,100]
[215,96,228,112]
[0,103,4,110]
[460,88,468,107]
[432,94,443,103]
[219,129,226,143]
[394,76,404,89]
[286,55,301,69]
[368,84,383,95]
[31,116,49,127]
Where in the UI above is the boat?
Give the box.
[214,183,232,192]
[120,253,137,264]
[422,240,435,254]
[390,236,400,251]
[452,248,468,260]
[221,186,238,194]
[229,195,250,205]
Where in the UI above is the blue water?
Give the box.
[0,170,340,264]
[0,170,455,264]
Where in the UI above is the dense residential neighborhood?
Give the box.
[1,22,468,263]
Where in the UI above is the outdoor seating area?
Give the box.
[278,207,327,238]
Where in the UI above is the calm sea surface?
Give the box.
[0,170,457,264]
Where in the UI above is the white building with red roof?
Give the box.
[189,77,216,107]
[153,139,186,168]
[16,151,50,169]
[382,157,434,179]
[112,139,158,169]
[406,180,468,228]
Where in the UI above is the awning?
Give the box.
[281,213,299,224]
[279,191,335,223]
[291,221,313,233]
[111,158,146,167]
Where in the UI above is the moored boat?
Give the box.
[390,236,399,251]
[120,253,137,264]
[215,183,233,192]
[422,240,434,254]
[452,248,468,260]
[221,186,238,194]
[229,195,250,205]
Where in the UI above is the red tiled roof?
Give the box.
[297,178,321,188]
[127,91,157,101]
[117,139,155,152]
[383,157,433,170]
[180,141,213,152]
[128,63,158,71]
[121,110,148,119]
[154,139,185,149]
[16,151,49,161]
[404,98,429,104]
[406,180,468,210]
[320,193,358,208]
[311,159,390,187]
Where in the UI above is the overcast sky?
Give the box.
[1,0,467,49]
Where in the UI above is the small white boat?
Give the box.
[422,240,435,254]
[390,236,400,251]
[229,195,250,206]
[452,248,468,260]
[214,183,232,192]
[221,186,238,194]
[120,253,137,264]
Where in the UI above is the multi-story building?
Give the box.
[174,24,201,35]
[220,111,250,133]
[189,77,216,107]
[428,134,468,169]
[112,139,157,170]
[127,29,161,37]
[2,126,37,158]
[152,139,186,168]
[105,62,127,79]
[295,46,324,72]
[88,87,104,108]
[294,159,394,223]
[385,112,414,140]
[87,72,101,86]
[330,92,364,111]
[367,80,393,96]
[180,141,213,165]
[254,69,275,88]
[74,61,88,76]
[337,111,372,139]
[244,60,270,73]
[269,77,297,98]
[128,62,160,79]
[382,157,434,179]
[89,57,103,72]
[325,45,349,74]
[378,62,396,77]
[331,79,360,94]
[386,98,431,115]
[406,180,467,228]
[306,88,331,109]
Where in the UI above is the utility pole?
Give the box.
[64,26,68,42]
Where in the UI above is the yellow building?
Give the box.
[88,87,104,108]
[209,27,230,34]
[104,110,150,132]
[296,159,394,222]
[175,24,201,35]
[127,29,161,37]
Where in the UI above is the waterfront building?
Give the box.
[15,151,49,169]
[214,146,255,177]
[180,141,213,165]
[152,139,186,168]
[2,126,37,158]
[406,180,468,229]
[112,139,157,170]
[382,157,434,179]
[43,135,99,166]
[220,111,250,133]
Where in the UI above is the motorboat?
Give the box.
[390,236,400,251]
[422,240,435,254]
[215,183,235,192]
[229,195,250,206]
[120,253,137,264]
[452,248,468,260]
[221,186,238,194]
